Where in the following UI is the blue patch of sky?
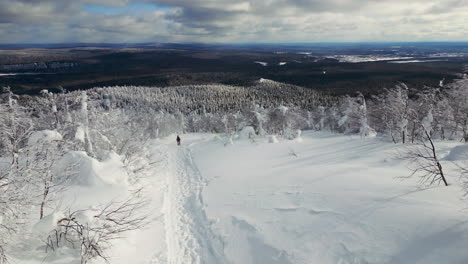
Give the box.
[83,2,171,15]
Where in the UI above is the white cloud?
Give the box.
[0,0,466,43]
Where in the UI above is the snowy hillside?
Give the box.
[11,131,468,264]
[2,78,468,264]
[194,132,468,264]
[111,132,468,263]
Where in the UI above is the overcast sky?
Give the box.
[0,0,467,43]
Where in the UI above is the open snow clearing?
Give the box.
[145,132,468,264]
[9,132,468,264]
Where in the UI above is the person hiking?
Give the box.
[176,135,181,146]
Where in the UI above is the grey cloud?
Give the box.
[0,0,81,24]
[164,6,245,35]
[0,0,466,43]
[425,0,468,14]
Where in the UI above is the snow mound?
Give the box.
[33,211,65,234]
[278,62,287,66]
[277,105,288,115]
[238,126,256,139]
[54,151,127,187]
[293,129,303,142]
[75,125,85,143]
[98,151,128,185]
[254,61,268,66]
[360,125,377,138]
[268,135,279,143]
[74,207,101,224]
[54,151,106,186]
[443,145,468,161]
[28,130,62,146]
[225,136,234,146]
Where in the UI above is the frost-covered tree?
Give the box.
[446,78,468,142]
[401,124,448,186]
[0,91,34,164]
[23,134,75,219]
[337,95,361,134]
[370,84,411,143]
[356,92,376,138]
[75,91,94,157]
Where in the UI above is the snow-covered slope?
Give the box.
[10,132,468,264]
[108,132,468,264]
[191,132,468,264]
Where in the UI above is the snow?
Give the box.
[388,60,448,64]
[33,211,65,235]
[75,125,85,142]
[444,145,468,161]
[0,73,19,76]
[268,135,279,143]
[27,130,62,146]
[0,73,44,77]
[237,126,256,140]
[54,151,106,186]
[254,61,268,66]
[277,105,288,115]
[429,53,467,58]
[107,132,468,264]
[8,132,468,264]
[278,62,287,66]
[163,146,227,263]
[327,55,413,63]
[8,146,132,264]
[191,132,468,264]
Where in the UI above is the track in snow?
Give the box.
[162,145,227,264]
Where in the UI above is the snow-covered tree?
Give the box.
[446,78,468,142]
[356,93,376,138]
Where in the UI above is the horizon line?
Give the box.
[0,41,468,46]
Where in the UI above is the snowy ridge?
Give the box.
[163,145,227,264]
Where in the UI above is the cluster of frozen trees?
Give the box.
[0,77,467,262]
[78,77,468,143]
[0,88,149,263]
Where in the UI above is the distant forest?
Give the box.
[0,43,466,96]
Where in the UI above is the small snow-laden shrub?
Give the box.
[28,130,62,146]
[24,141,77,220]
[284,129,303,141]
[288,147,298,157]
[0,173,29,264]
[0,132,71,261]
[44,189,149,264]
[337,95,361,134]
[400,125,448,186]
[238,126,256,141]
[268,135,279,143]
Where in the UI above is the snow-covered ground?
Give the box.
[9,131,468,263]
[326,55,414,63]
[193,132,468,264]
[254,61,268,66]
[388,59,449,64]
[0,73,42,76]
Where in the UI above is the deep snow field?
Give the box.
[8,131,468,264]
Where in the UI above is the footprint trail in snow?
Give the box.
[162,145,227,264]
